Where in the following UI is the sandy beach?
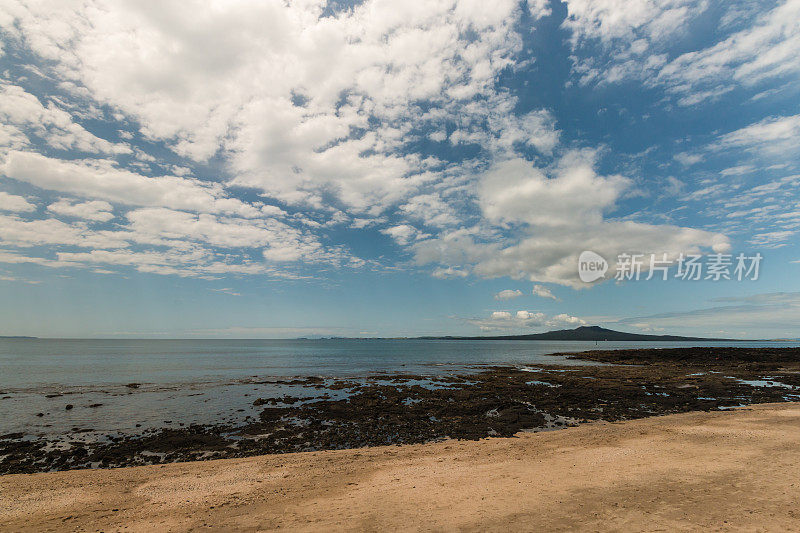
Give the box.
[2,402,799,532]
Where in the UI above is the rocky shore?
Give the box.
[2,347,799,475]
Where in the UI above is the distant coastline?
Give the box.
[7,327,799,342]
[418,325,743,342]
[313,325,756,342]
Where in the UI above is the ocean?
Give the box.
[1,338,796,439]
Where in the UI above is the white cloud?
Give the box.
[210,287,241,296]
[674,152,702,167]
[414,220,729,288]
[1,0,527,213]
[0,268,41,284]
[2,151,261,217]
[0,83,129,155]
[47,199,113,221]
[412,152,729,287]
[431,266,468,279]
[468,309,586,331]
[399,193,459,228]
[494,289,523,300]
[0,249,77,269]
[0,191,36,212]
[0,0,735,289]
[677,117,800,241]
[478,152,629,227]
[719,165,755,177]
[532,284,557,299]
[125,207,353,266]
[658,0,800,104]
[564,0,700,49]
[54,248,273,279]
[709,114,800,158]
[0,203,355,278]
[564,0,704,86]
[749,230,795,248]
[527,0,552,20]
[0,123,29,153]
[381,224,425,246]
[0,213,128,249]
[565,0,800,105]
[550,313,585,326]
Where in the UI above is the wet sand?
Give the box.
[2,402,800,532]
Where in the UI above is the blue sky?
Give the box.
[0,0,799,338]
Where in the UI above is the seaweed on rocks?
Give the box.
[2,347,799,475]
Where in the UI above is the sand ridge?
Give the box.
[2,402,800,531]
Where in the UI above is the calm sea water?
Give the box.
[1,338,796,438]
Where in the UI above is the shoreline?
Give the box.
[2,346,800,475]
[3,402,800,531]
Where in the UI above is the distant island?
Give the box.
[0,335,37,339]
[421,325,740,342]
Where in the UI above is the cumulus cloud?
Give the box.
[414,220,728,287]
[0,213,128,249]
[532,284,557,300]
[563,0,706,86]
[478,152,629,227]
[0,249,77,269]
[468,309,586,331]
[125,207,354,266]
[564,0,701,49]
[0,83,130,155]
[0,0,735,287]
[399,193,459,228]
[2,151,262,217]
[0,191,36,212]
[47,199,114,221]
[412,151,729,287]
[431,266,468,279]
[494,289,523,300]
[0,203,352,278]
[0,0,528,213]
[381,224,425,246]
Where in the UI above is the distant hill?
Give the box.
[0,335,37,339]
[424,325,736,342]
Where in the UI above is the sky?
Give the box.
[0,0,798,339]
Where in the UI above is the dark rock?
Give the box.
[3,347,799,475]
